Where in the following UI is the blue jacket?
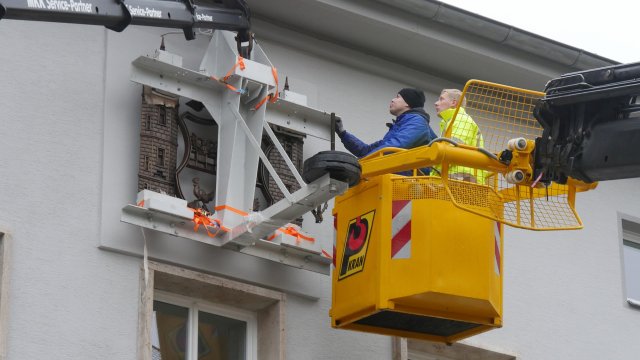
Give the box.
[339,108,437,175]
[339,109,436,157]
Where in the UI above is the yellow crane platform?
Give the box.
[329,80,596,343]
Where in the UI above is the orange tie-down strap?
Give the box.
[190,208,229,238]
[253,66,279,110]
[267,226,315,244]
[213,205,249,217]
[210,55,247,94]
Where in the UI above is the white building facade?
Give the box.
[0,1,639,359]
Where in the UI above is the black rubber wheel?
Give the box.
[303,151,361,187]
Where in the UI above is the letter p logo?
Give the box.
[338,210,375,280]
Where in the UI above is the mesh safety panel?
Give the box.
[463,81,543,154]
[436,80,582,230]
[392,176,449,202]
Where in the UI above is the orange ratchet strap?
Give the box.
[267,226,315,244]
[210,55,247,94]
[190,208,226,238]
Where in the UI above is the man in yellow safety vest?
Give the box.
[434,89,487,184]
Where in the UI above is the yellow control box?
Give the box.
[330,174,503,343]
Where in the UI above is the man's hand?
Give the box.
[335,118,345,135]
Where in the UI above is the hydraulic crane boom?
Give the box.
[0,0,250,40]
[533,61,640,184]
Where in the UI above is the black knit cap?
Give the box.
[398,88,425,108]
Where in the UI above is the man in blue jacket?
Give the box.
[335,88,437,173]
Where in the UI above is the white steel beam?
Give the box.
[121,174,347,274]
[224,174,347,247]
[125,31,346,273]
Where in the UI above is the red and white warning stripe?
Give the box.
[391,200,412,259]
[494,222,501,276]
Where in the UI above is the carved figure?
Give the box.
[190,177,215,212]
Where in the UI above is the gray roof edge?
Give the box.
[374,0,619,69]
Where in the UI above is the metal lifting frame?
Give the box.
[121,30,347,273]
[0,0,250,40]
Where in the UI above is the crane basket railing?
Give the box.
[361,80,589,231]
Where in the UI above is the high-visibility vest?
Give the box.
[436,107,488,184]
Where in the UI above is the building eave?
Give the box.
[244,0,618,89]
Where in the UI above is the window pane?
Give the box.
[159,107,167,126]
[623,239,640,301]
[198,310,247,360]
[153,301,190,360]
[158,148,165,166]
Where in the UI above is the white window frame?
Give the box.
[153,290,258,360]
[393,337,515,360]
[619,213,640,309]
[0,232,10,360]
[138,261,285,360]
